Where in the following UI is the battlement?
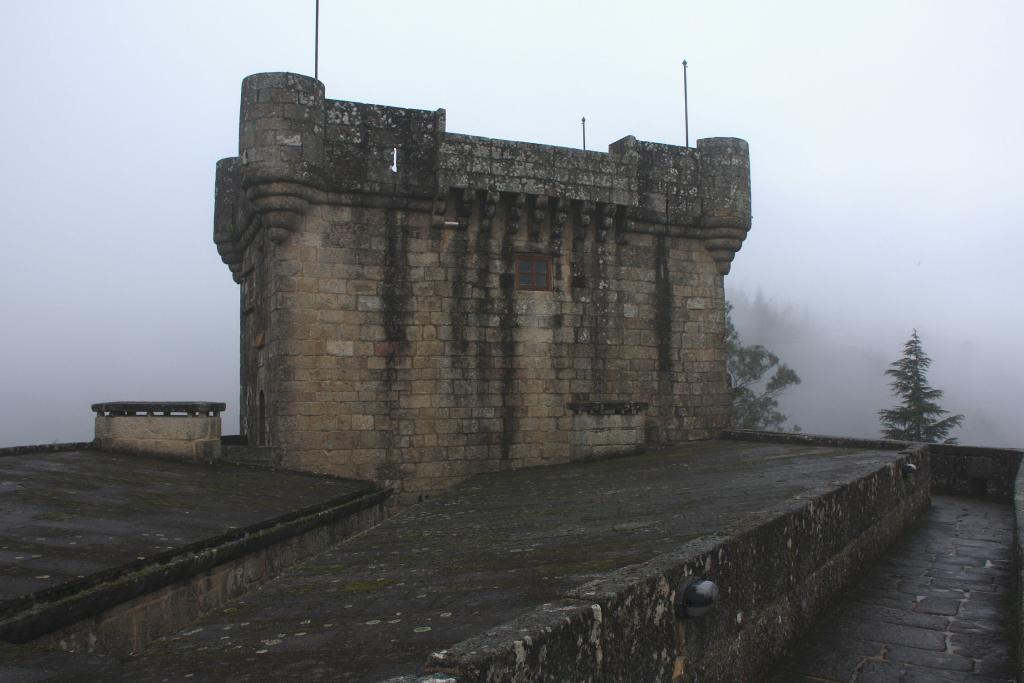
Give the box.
[215,72,750,281]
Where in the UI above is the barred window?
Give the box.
[515,255,551,291]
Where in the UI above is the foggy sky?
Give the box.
[1,1,1021,447]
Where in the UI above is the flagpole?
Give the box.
[314,0,320,80]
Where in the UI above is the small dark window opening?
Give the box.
[515,255,552,291]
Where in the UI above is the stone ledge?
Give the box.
[725,430,1024,501]
[721,429,912,451]
[0,442,95,457]
[91,402,226,417]
[567,400,649,416]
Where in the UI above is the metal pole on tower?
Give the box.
[315,0,320,80]
[582,117,587,151]
[683,60,689,147]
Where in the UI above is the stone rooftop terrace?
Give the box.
[101,439,910,682]
[0,449,374,607]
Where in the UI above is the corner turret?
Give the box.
[697,137,751,274]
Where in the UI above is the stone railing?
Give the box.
[92,401,226,462]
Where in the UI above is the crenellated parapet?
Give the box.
[214,72,751,280]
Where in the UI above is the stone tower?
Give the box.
[214,72,751,503]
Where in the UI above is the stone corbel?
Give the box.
[532,195,548,224]
[214,239,243,281]
[458,188,475,216]
[702,227,750,274]
[508,193,526,234]
[597,203,615,243]
[246,183,315,245]
[483,190,499,218]
[481,190,498,235]
[551,197,568,242]
[580,201,595,227]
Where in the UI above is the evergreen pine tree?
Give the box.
[878,330,964,443]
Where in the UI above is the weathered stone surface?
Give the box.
[93,402,227,461]
[96,439,922,682]
[929,444,1022,502]
[0,448,377,626]
[766,495,1017,683]
[215,72,752,502]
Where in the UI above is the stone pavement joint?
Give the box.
[767,494,1017,682]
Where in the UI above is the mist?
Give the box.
[1,1,1021,449]
[727,288,1024,448]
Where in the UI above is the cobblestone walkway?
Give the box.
[767,494,1017,682]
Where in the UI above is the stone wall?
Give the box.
[727,430,1024,502]
[413,442,930,682]
[215,72,752,502]
[93,402,224,462]
[928,443,1023,502]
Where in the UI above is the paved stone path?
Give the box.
[767,494,1017,682]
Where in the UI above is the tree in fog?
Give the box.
[726,303,801,431]
[878,330,964,443]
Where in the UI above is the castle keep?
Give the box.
[214,72,751,501]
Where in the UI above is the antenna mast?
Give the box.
[314,0,321,80]
[682,60,689,147]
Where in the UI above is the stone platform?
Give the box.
[0,448,385,653]
[0,438,926,681]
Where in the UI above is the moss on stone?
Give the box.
[339,578,399,593]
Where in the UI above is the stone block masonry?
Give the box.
[93,401,225,461]
[214,72,752,502]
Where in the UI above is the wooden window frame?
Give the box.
[514,254,552,291]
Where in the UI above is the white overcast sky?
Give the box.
[1,1,1021,447]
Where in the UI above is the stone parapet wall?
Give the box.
[411,446,929,682]
[927,443,1022,502]
[0,442,95,456]
[725,430,1024,502]
[12,488,388,656]
[93,402,225,462]
[216,73,750,279]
